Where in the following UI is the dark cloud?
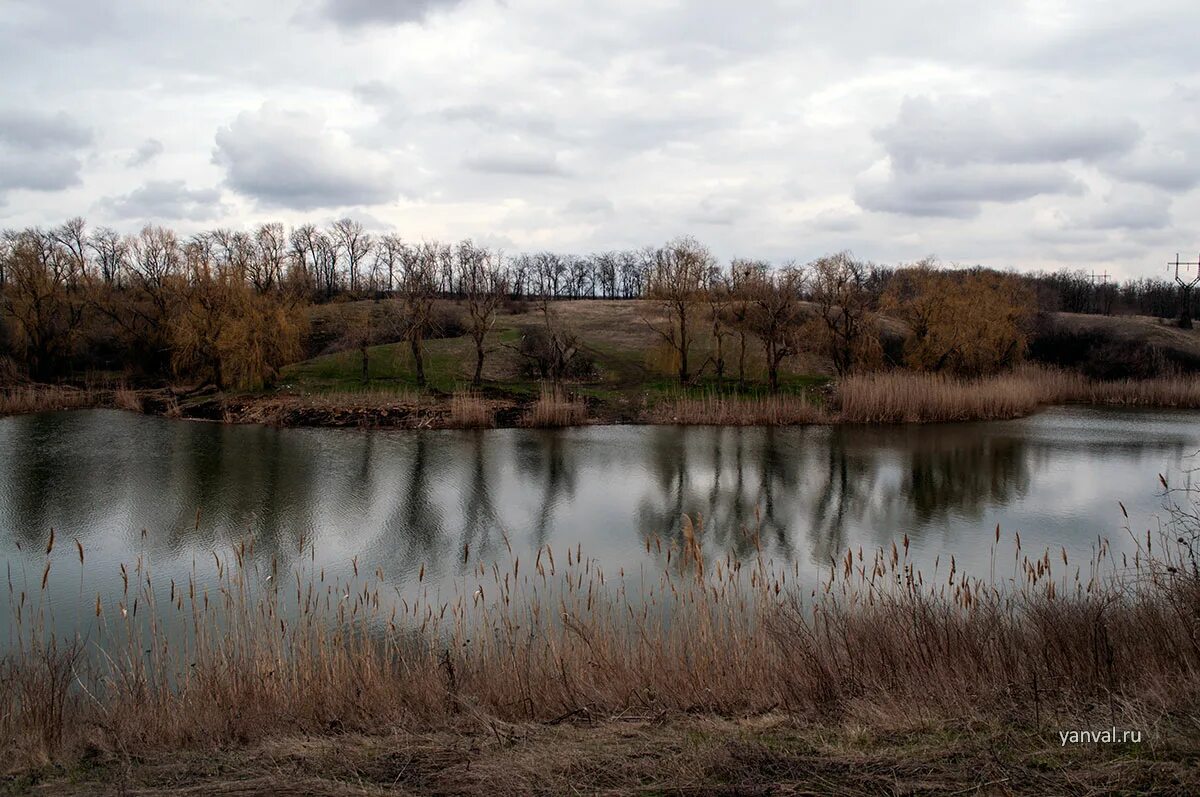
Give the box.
[0,152,84,192]
[1102,146,1200,191]
[96,179,224,221]
[1083,194,1171,231]
[0,109,92,197]
[318,0,466,28]
[212,105,397,210]
[876,96,1140,170]
[126,138,164,168]
[857,94,1127,218]
[0,108,93,151]
[856,163,1084,219]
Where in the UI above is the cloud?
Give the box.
[1082,193,1172,231]
[876,95,1141,170]
[0,152,85,192]
[686,195,747,226]
[0,109,93,196]
[563,197,614,217]
[856,162,1084,219]
[1102,145,1200,191]
[0,108,93,151]
[855,94,1130,218]
[96,179,225,221]
[463,147,566,176]
[212,105,398,210]
[126,138,164,168]
[316,0,467,28]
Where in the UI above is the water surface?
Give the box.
[2,407,1197,642]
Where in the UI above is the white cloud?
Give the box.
[1,0,1199,277]
[212,105,399,210]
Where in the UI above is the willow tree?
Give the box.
[883,263,1034,375]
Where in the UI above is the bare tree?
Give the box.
[644,236,712,384]
[807,252,880,375]
[330,218,373,294]
[399,242,439,387]
[374,233,405,294]
[460,241,509,386]
[746,265,806,392]
[253,223,288,292]
[727,258,766,388]
[87,227,127,286]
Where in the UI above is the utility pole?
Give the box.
[1169,253,1200,329]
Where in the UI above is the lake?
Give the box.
[2,407,1198,644]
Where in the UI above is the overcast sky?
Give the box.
[2,0,1198,277]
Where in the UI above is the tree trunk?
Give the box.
[360,344,369,384]
[737,332,747,390]
[410,336,426,387]
[473,339,485,386]
[678,307,689,384]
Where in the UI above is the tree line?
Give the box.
[0,217,1187,391]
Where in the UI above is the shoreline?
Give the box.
[3,374,1200,431]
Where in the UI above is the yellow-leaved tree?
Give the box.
[171,252,303,391]
[882,263,1034,376]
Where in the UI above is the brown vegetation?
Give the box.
[524,384,588,427]
[0,385,98,416]
[3,510,1199,792]
[649,392,826,425]
[448,390,495,428]
[836,367,1200,423]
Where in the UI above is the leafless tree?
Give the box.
[746,265,806,392]
[374,233,405,294]
[330,218,373,294]
[807,252,880,375]
[253,223,288,292]
[87,227,127,286]
[460,241,509,386]
[399,242,440,387]
[644,236,713,384]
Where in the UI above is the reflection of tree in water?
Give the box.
[515,431,577,549]
[635,427,800,562]
[899,430,1032,525]
[458,430,504,565]
[805,428,879,563]
[2,413,65,548]
[379,434,448,573]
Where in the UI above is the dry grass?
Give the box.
[3,510,1199,780]
[0,385,98,416]
[449,390,494,428]
[836,366,1200,423]
[525,384,588,427]
[112,385,143,413]
[649,392,827,425]
[836,371,1042,422]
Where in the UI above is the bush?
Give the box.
[515,325,595,380]
[1027,314,1193,379]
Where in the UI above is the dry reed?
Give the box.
[2,511,1199,772]
[649,392,827,425]
[0,385,98,416]
[525,384,587,427]
[449,390,495,428]
[836,366,1200,423]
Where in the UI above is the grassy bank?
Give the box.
[4,514,1200,793]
